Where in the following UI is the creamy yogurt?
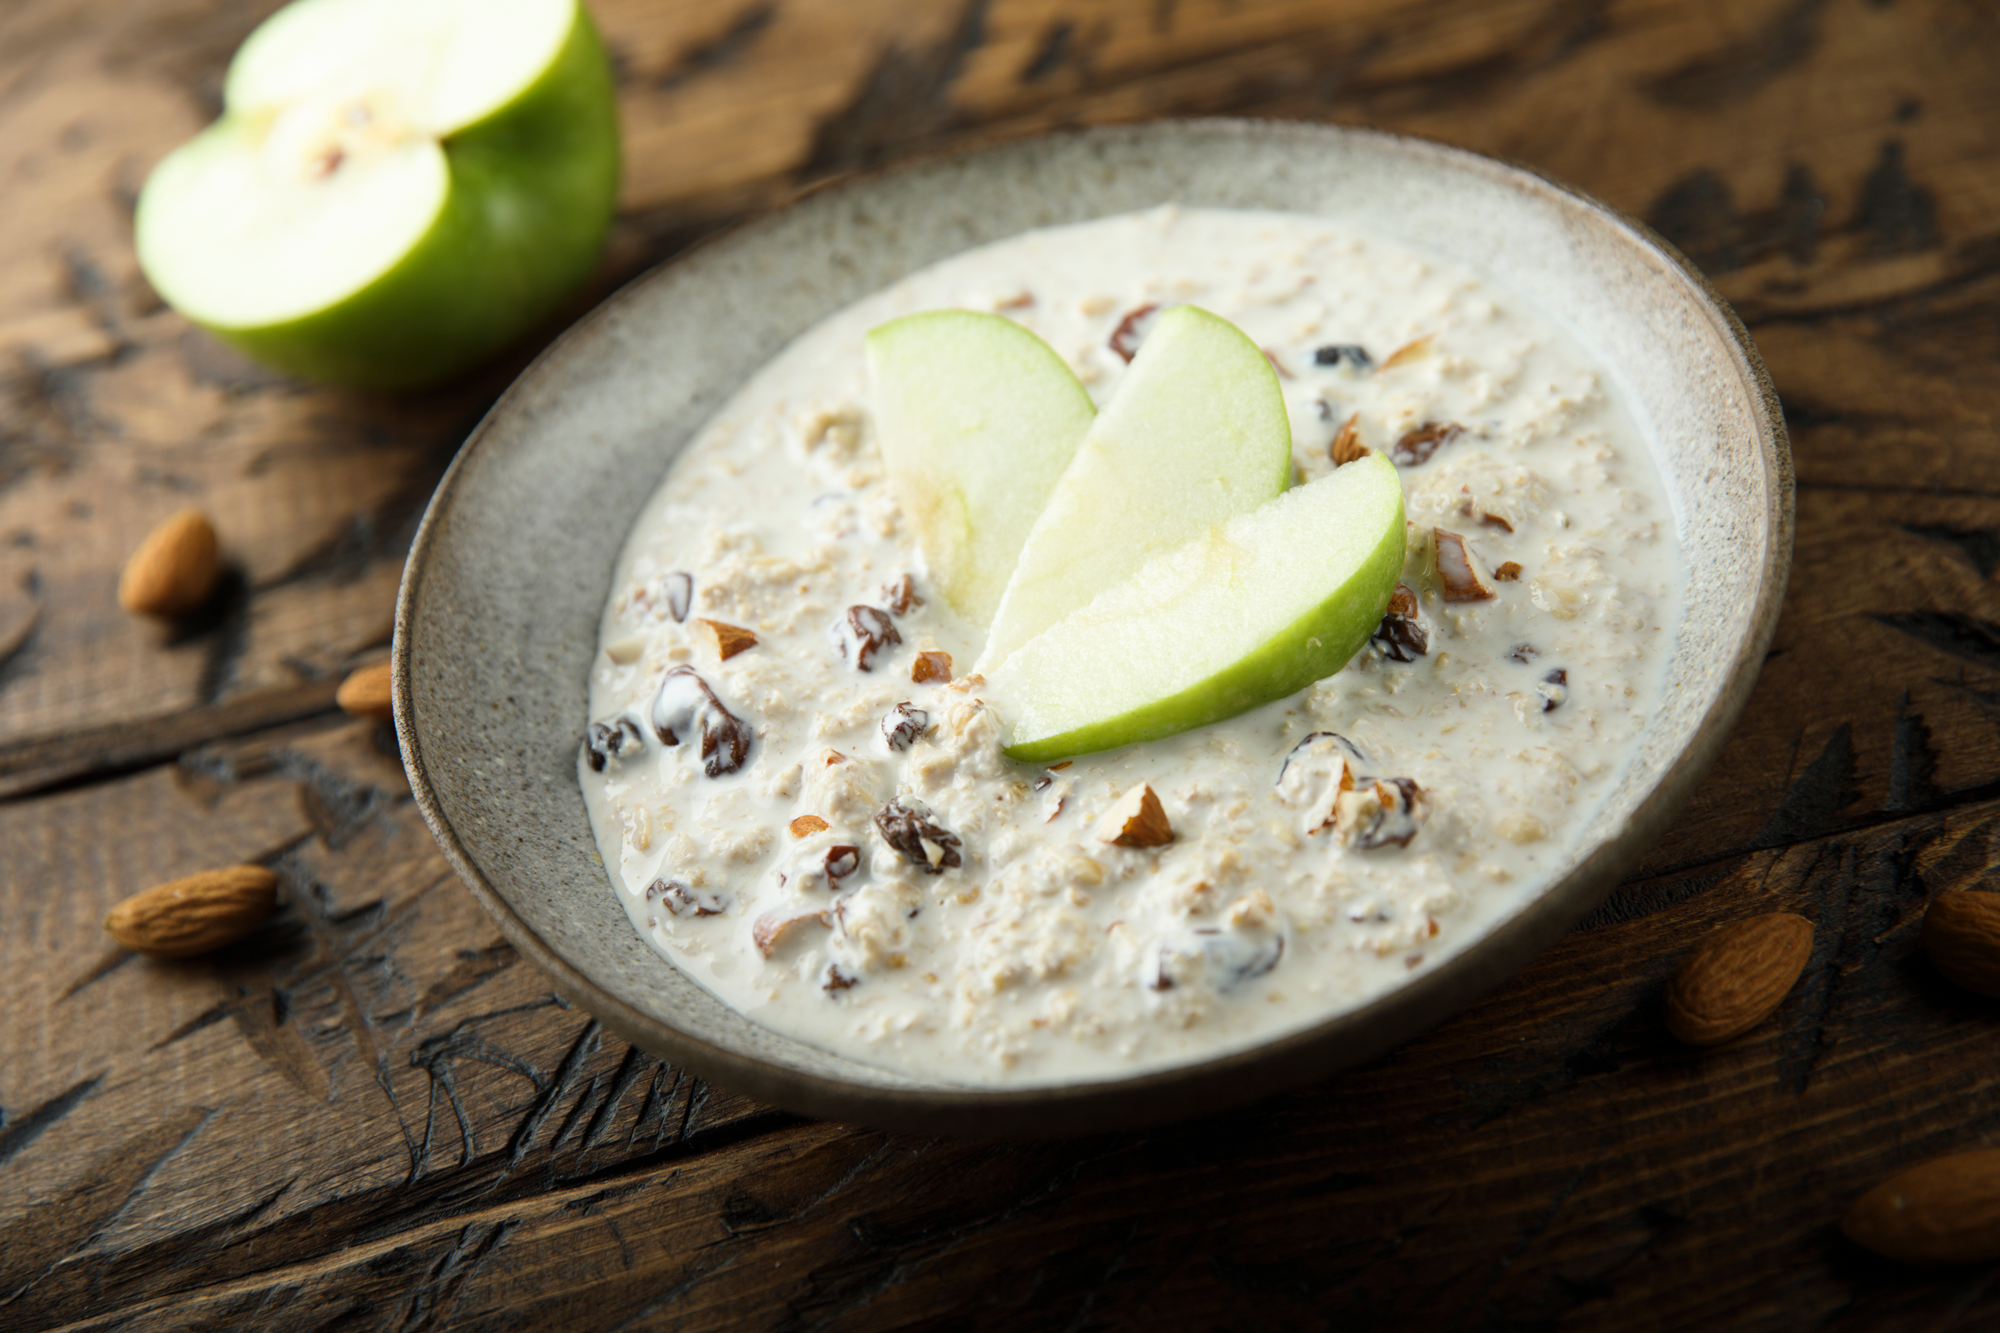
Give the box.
[579,206,1682,1086]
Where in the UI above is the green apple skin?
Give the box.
[866,310,1095,626]
[976,304,1293,671]
[991,452,1408,764]
[135,2,618,390]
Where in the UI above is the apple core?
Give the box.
[135,0,618,388]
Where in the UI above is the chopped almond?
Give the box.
[1096,784,1174,849]
[1381,333,1434,368]
[911,649,953,683]
[698,618,758,659]
[1433,528,1496,602]
[752,909,828,958]
[789,814,829,837]
[1329,413,1367,466]
[1494,561,1523,582]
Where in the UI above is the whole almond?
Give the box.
[1663,911,1814,1045]
[336,661,395,721]
[1842,1149,2000,1265]
[105,866,277,959]
[1922,891,2000,999]
[118,509,220,617]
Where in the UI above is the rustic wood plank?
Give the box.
[11,788,1998,1329]
[0,720,781,1321]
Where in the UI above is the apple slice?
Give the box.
[866,311,1095,626]
[135,0,618,389]
[976,304,1292,671]
[987,452,1408,763]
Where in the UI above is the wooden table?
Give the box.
[4,1,1997,1327]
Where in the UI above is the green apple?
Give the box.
[988,452,1407,763]
[976,304,1292,671]
[134,0,619,390]
[866,311,1095,626]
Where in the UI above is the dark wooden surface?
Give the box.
[5,0,1999,1328]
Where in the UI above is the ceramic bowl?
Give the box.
[394,120,1792,1136]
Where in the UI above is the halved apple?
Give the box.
[135,0,619,390]
[976,304,1292,671]
[866,311,1095,626]
[988,452,1407,763]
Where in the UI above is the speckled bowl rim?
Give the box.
[394,119,1792,1137]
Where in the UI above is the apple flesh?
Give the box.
[976,304,1292,671]
[988,452,1408,763]
[135,0,618,390]
[866,311,1096,627]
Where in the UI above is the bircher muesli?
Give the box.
[579,206,1682,1085]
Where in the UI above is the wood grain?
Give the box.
[3,0,1999,1328]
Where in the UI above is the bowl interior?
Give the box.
[395,121,1789,1133]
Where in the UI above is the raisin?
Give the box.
[1313,344,1373,369]
[1277,732,1370,835]
[882,701,928,751]
[1538,667,1569,713]
[647,877,729,917]
[1387,421,1463,467]
[662,571,693,622]
[879,574,922,616]
[830,605,901,671]
[826,844,861,880]
[1221,934,1285,990]
[1109,303,1161,362]
[581,716,644,772]
[1277,731,1367,786]
[1371,583,1428,661]
[1152,932,1286,993]
[873,797,963,873]
[1348,777,1427,850]
[651,665,753,777]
